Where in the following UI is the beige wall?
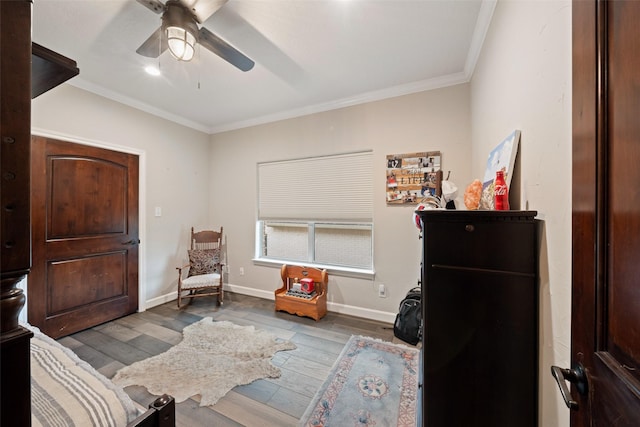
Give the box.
[470,1,572,426]
[209,84,472,320]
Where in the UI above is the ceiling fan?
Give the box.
[135,0,254,71]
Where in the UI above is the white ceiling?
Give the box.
[32,0,495,134]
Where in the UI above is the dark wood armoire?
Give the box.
[1,3,36,425]
[1,2,79,425]
[416,210,539,427]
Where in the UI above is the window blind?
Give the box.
[258,151,373,221]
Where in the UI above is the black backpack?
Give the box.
[393,287,422,345]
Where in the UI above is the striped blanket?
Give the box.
[28,325,139,427]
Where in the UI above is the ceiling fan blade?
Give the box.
[180,0,227,24]
[136,27,168,58]
[198,27,254,71]
[136,0,166,14]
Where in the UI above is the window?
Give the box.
[256,151,373,276]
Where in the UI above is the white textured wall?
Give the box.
[209,85,472,319]
[31,84,212,306]
[470,1,572,426]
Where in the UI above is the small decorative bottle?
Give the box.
[494,170,509,210]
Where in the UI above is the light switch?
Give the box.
[154,207,162,217]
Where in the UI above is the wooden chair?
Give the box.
[176,227,224,308]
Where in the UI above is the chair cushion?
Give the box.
[181,273,222,289]
[187,248,220,277]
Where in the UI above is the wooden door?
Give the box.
[566,0,640,425]
[29,136,139,339]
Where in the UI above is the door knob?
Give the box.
[551,363,588,410]
[122,239,140,245]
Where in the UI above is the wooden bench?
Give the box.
[274,265,328,321]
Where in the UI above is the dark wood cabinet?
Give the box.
[1,2,79,425]
[1,3,35,426]
[416,210,539,427]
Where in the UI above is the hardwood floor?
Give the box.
[57,292,404,426]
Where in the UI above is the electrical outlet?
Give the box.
[378,283,386,298]
[239,267,245,276]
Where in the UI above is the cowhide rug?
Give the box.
[112,317,296,406]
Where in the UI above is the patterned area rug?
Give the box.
[300,335,419,427]
[112,318,296,406]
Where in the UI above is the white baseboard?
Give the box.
[326,302,396,325]
[145,291,178,310]
[144,283,396,325]
[225,284,274,301]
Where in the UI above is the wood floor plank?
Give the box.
[70,344,114,370]
[289,332,348,354]
[270,349,294,367]
[98,322,143,342]
[177,298,226,315]
[213,313,297,341]
[127,333,173,356]
[286,340,343,368]
[326,311,394,331]
[134,310,196,333]
[236,310,299,331]
[56,335,83,350]
[290,321,354,344]
[70,330,152,365]
[281,353,332,381]
[207,304,252,320]
[113,314,152,330]
[266,386,312,419]
[203,391,299,427]
[98,360,127,379]
[151,304,204,325]
[232,379,279,403]
[127,321,184,345]
[264,366,322,398]
[175,397,244,427]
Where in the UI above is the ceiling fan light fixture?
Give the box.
[162,2,198,62]
[166,25,196,61]
[137,0,254,71]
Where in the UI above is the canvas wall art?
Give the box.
[480,130,521,209]
[386,151,441,205]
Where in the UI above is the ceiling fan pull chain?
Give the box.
[158,32,162,73]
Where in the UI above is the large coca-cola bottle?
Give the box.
[494,170,509,210]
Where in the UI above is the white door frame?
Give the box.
[30,128,148,313]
